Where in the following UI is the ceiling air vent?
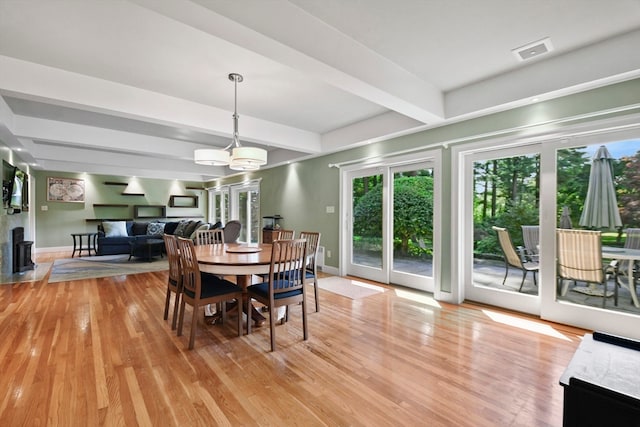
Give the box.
[512,37,553,62]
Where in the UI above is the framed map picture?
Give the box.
[47,177,85,202]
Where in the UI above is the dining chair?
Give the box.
[195,228,226,319]
[223,220,242,243]
[277,229,295,239]
[299,231,321,312]
[556,229,611,307]
[163,234,182,330]
[176,237,243,349]
[246,238,308,351]
[196,228,224,246]
[521,225,540,262]
[256,229,295,284]
[492,226,539,292]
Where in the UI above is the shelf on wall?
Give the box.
[185,186,205,190]
[169,194,198,208]
[121,193,145,196]
[93,204,129,207]
[86,218,134,222]
[134,205,166,219]
[103,181,128,186]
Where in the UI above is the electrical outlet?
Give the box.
[326,250,331,258]
[41,205,48,211]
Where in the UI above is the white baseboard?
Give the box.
[320,265,339,276]
[35,246,72,253]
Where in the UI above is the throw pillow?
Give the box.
[132,221,149,236]
[173,220,190,238]
[183,220,203,238]
[147,222,165,236]
[189,223,210,240]
[103,221,128,238]
[163,221,180,235]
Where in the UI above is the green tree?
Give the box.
[618,151,640,227]
[353,175,434,256]
[556,147,591,226]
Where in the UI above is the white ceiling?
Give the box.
[1,0,639,181]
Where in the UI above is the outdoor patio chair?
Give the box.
[223,220,242,243]
[521,225,540,262]
[492,226,539,292]
[556,229,611,308]
[607,228,640,291]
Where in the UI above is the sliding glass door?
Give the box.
[343,152,440,292]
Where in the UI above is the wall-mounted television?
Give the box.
[2,160,28,214]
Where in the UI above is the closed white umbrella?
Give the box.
[579,145,622,229]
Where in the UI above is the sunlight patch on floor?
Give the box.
[482,309,572,341]
[394,288,442,309]
[349,280,385,292]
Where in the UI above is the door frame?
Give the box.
[339,149,442,295]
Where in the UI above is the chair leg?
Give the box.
[518,271,527,292]
[177,299,186,337]
[246,298,252,335]
[302,294,308,342]
[269,305,277,352]
[171,291,181,330]
[313,277,319,312]
[188,304,198,350]
[236,299,242,337]
[163,287,171,320]
[502,262,509,285]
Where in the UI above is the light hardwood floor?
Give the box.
[0,251,587,426]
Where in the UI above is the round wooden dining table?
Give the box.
[194,243,272,326]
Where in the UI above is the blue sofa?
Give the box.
[97,220,213,256]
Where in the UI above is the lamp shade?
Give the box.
[194,148,230,166]
[229,146,267,170]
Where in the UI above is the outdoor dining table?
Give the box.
[602,246,640,309]
[194,242,272,326]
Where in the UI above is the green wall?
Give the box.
[33,171,207,248]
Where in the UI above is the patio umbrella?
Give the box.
[559,206,573,229]
[579,145,622,229]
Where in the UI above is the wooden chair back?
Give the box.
[299,231,320,269]
[176,237,202,299]
[175,236,243,349]
[196,228,224,246]
[299,231,321,312]
[277,229,295,239]
[162,233,182,329]
[247,238,309,351]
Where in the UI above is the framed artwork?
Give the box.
[47,177,85,202]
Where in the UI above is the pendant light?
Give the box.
[194,73,267,169]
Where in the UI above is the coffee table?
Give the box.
[129,239,164,261]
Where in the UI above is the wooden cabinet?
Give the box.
[262,229,280,244]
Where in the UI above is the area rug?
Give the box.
[317,276,386,299]
[571,286,614,298]
[48,254,168,283]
